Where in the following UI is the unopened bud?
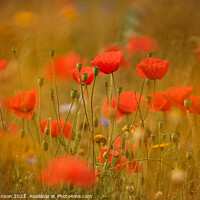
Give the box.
[184,99,191,110]
[158,122,164,131]
[146,96,151,104]
[103,151,109,160]
[147,52,152,57]
[50,49,55,57]
[38,77,44,87]
[93,66,99,76]
[104,81,108,88]
[117,86,122,94]
[42,141,48,151]
[82,73,88,82]
[44,125,50,136]
[12,46,16,54]
[162,133,166,141]
[71,89,77,99]
[20,129,25,139]
[76,62,83,71]
[186,152,192,161]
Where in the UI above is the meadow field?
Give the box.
[0,0,200,199]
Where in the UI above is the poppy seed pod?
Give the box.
[44,124,50,136]
[76,62,83,71]
[158,122,164,131]
[93,66,99,76]
[42,141,48,151]
[162,133,166,141]
[117,86,122,94]
[50,49,55,57]
[82,73,88,82]
[186,152,192,161]
[38,77,44,87]
[171,133,179,143]
[184,98,191,110]
[71,89,77,99]
[12,46,16,54]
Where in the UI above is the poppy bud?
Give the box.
[93,66,99,76]
[117,86,122,94]
[147,52,152,57]
[103,151,109,160]
[186,152,192,161]
[146,96,151,104]
[162,133,166,141]
[125,149,129,159]
[38,77,44,87]
[50,49,55,57]
[104,81,108,88]
[44,125,50,136]
[171,133,179,143]
[42,140,48,151]
[71,89,77,99]
[151,134,156,143]
[154,191,163,200]
[76,62,83,71]
[12,46,16,54]
[82,73,88,82]
[184,98,191,110]
[158,122,164,131]
[20,129,25,139]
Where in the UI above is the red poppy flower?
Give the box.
[165,86,193,108]
[0,60,7,72]
[98,147,119,163]
[137,57,169,80]
[103,98,124,121]
[126,36,157,55]
[41,118,72,139]
[70,67,94,85]
[91,51,123,74]
[182,96,200,114]
[148,92,172,113]
[105,45,131,68]
[114,136,136,152]
[118,91,144,114]
[3,88,38,120]
[46,52,84,80]
[115,156,142,174]
[39,155,96,188]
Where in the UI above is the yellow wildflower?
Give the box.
[94,135,106,145]
[152,143,169,149]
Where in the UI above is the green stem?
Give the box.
[0,107,5,133]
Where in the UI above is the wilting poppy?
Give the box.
[105,44,131,68]
[41,118,72,139]
[39,156,96,188]
[98,147,119,163]
[103,98,124,121]
[115,156,142,174]
[126,36,157,55]
[114,136,136,152]
[118,91,144,114]
[148,92,172,113]
[136,57,169,80]
[165,86,193,108]
[0,60,6,72]
[46,52,84,80]
[3,88,38,120]
[91,51,123,74]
